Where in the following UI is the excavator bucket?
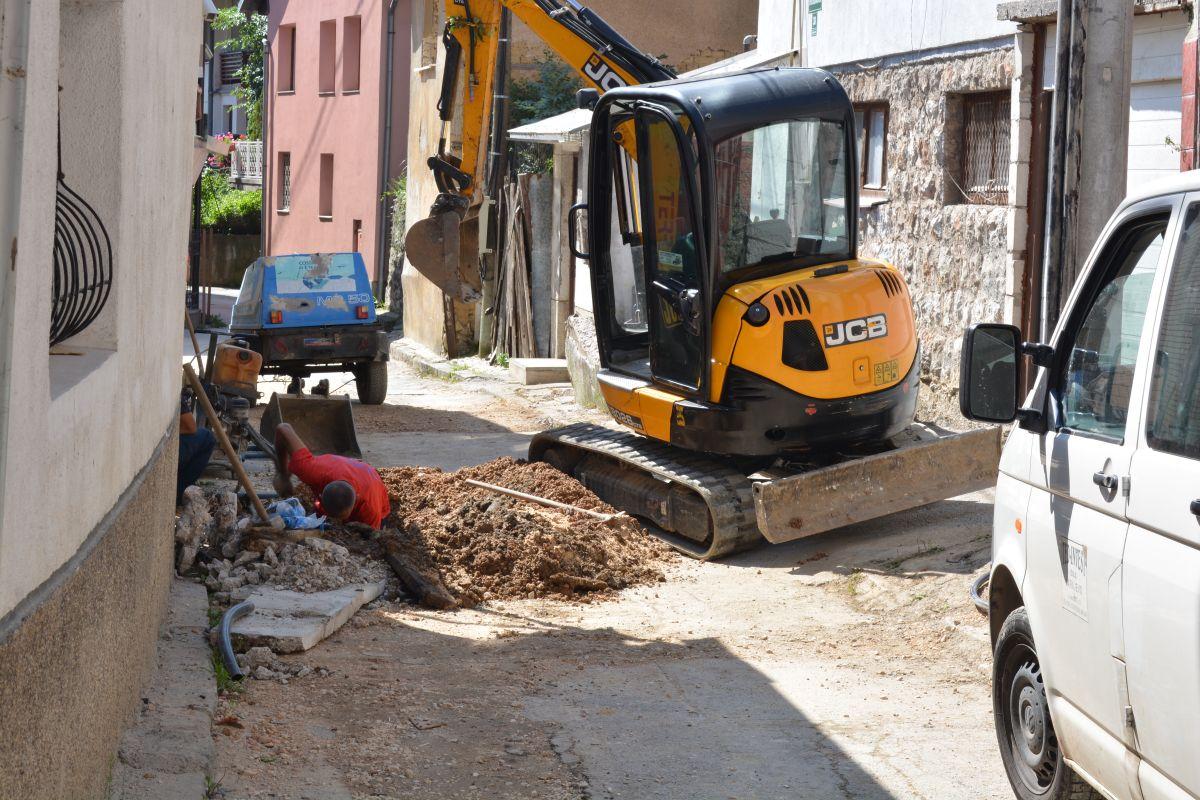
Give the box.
[403,208,482,303]
[259,393,363,460]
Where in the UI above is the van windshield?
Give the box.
[713,119,850,274]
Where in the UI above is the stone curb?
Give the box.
[108,579,216,800]
[389,338,473,382]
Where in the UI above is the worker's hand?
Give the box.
[273,472,294,498]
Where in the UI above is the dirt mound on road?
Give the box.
[378,458,672,607]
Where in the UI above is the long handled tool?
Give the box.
[183,363,272,524]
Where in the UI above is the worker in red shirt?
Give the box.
[272,423,391,529]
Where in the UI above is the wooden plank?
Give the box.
[753,427,1002,543]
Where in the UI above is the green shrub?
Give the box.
[210,189,262,235]
[200,171,261,235]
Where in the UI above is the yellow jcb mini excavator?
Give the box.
[408,0,1001,559]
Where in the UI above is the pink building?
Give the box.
[264,0,410,290]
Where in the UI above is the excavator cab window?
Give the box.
[713,119,851,276]
[606,112,648,338]
[637,105,705,391]
[597,99,707,393]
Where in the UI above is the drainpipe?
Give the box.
[1185,11,1200,171]
[377,0,400,301]
[1042,0,1080,341]
[261,20,272,260]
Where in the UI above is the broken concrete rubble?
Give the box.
[174,486,210,574]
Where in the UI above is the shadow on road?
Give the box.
[250,605,907,800]
[724,495,994,578]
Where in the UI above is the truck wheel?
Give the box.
[994,607,1100,800]
[355,361,388,405]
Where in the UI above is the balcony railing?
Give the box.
[229,140,263,186]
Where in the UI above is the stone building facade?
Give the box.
[833,41,1025,385]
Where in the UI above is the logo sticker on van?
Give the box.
[823,314,888,348]
[1063,539,1088,620]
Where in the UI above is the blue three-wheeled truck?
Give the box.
[230,252,390,404]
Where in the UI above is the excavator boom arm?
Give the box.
[432,0,673,207]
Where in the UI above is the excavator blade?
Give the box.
[403,209,482,303]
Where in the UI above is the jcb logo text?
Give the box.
[823,314,888,348]
[582,54,628,91]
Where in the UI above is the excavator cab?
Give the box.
[583,68,920,456]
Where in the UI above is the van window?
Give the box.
[1146,204,1200,458]
[1060,217,1166,440]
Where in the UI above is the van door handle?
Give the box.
[1190,499,1200,516]
[1092,471,1118,491]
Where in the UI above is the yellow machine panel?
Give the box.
[717,259,917,402]
[596,373,680,443]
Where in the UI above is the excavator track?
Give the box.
[529,423,762,560]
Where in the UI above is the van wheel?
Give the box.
[994,607,1100,800]
[355,361,388,405]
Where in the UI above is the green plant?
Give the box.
[212,8,267,139]
[204,313,227,328]
[494,351,510,368]
[846,569,865,597]
[210,649,243,695]
[201,176,262,235]
[385,172,408,312]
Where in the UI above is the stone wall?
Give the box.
[835,45,1017,384]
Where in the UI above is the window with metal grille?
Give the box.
[277,152,291,213]
[958,91,1011,205]
[219,51,244,85]
[853,103,888,189]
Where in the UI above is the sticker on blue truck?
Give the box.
[274,253,359,295]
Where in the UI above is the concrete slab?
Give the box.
[509,357,570,385]
[230,582,385,654]
[109,580,216,800]
[359,431,533,470]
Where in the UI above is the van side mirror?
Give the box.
[959,323,1021,423]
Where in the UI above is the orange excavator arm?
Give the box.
[405,0,674,300]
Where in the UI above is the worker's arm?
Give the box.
[179,411,198,436]
[273,423,307,479]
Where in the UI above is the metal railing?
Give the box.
[230,140,263,185]
[51,175,113,346]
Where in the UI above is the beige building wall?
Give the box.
[0,0,200,795]
[510,0,759,75]
[401,0,490,355]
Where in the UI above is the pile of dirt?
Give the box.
[377,458,672,607]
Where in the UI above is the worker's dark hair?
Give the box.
[321,480,356,520]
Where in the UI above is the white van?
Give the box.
[960,173,1200,800]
